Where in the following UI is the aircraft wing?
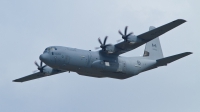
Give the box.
[13,70,65,82]
[112,19,186,55]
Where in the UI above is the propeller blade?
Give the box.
[34,61,39,68]
[127,32,133,37]
[103,36,108,45]
[105,44,112,47]
[41,65,47,69]
[118,26,133,42]
[34,61,46,73]
[40,61,42,67]
[96,36,111,51]
[118,30,123,36]
[33,70,39,73]
[117,39,123,43]
[125,26,128,35]
[95,47,100,50]
[98,38,103,45]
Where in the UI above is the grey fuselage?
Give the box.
[13,19,191,82]
[40,46,156,79]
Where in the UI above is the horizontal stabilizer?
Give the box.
[156,52,192,66]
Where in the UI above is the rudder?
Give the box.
[143,26,164,60]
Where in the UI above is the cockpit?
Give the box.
[43,47,57,53]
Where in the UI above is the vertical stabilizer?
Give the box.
[143,26,164,60]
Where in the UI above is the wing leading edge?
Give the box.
[112,19,186,55]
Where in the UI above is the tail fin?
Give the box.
[143,26,164,60]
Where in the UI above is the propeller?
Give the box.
[118,26,133,42]
[34,61,47,73]
[95,36,111,51]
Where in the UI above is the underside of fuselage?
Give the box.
[77,70,136,79]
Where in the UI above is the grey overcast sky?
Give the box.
[0,0,199,112]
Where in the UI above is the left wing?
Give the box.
[13,68,65,82]
[13,72,50,82]
[112,19,186,55]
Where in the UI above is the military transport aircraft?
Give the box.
[13,19,192,82]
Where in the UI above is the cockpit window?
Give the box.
[50,47,57,51]
[43,47,57,53]
[43,48,49,53]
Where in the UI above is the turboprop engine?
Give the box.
[118,26,144,44]
[126,35,143,44]
[34,61,62,75]
[95,36,115,54]
[105,45,115,53]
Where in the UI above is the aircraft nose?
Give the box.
[39,54,47,62]
[39,53,53,66]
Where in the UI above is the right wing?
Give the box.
[112,19,186,55]
[137,19,186,41]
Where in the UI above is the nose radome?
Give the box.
[39,53,52,66]
[39,54,46,62]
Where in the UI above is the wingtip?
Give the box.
[176,19,187,23]
[13,80,17,82]
[184,52,192,55]
[13,79,21,82]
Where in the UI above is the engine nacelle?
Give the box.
[105,45,115,54]
[42,66,62,75]
[127,35,143,44]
